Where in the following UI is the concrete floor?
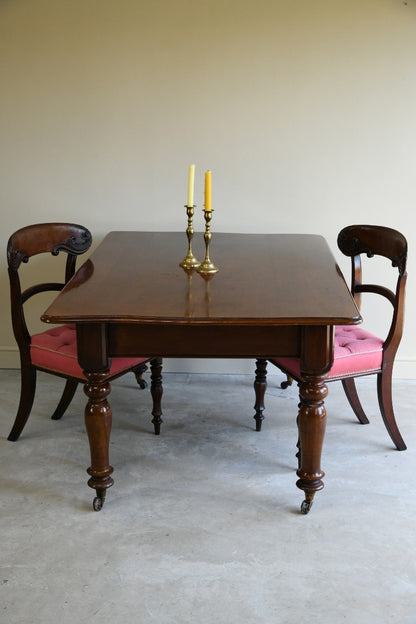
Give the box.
[1,368,415,624]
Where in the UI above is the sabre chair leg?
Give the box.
[8,364,37,441]
[341,377,370,425]
[133,363,148,389]
[51,379,79,420]
[281,375,293,390]
[377,370,406,451]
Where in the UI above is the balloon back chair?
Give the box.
[7,222,163,443]
[254,224,408,451]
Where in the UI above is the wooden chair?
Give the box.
[7,222,163,442]
[254,224,408,451]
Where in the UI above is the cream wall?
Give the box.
[1,0,415,377]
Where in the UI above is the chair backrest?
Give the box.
[7,223,92,358]
[337,224,407,365]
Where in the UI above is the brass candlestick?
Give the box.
[179,205,200,270]
[196,209,218,275]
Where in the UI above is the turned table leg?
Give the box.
[253,358,267,431]
[84,371,114,511]
[294,325,333,513]
[296,374,327,514]
[150,357,163,435]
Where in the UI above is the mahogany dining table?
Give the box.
[41,231,361,513]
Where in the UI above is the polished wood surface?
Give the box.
[42,231,361,513]
[43,232,360,326]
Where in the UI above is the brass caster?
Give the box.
[138,379,148,389]
[93,496,104,511]
[300,499,313,515]
[93,489,106,511]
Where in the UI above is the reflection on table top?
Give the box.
[42,231,361,327]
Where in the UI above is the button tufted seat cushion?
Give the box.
[274,325,384,380]
[31,324,149,380]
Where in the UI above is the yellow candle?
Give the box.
[187,164,195,207]
[204,170,212,211]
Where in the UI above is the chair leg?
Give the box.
[8,364,37,441]
[296,412,301,470]
[253,359,267,431]
[341,378,370,425]
[150,358,163,435]
[377,370,406,451]
[281,375,293,389]
[51,379,79,420]
[133,363,148,389]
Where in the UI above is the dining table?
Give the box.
[41,231,361,513]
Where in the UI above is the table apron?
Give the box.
[106,323,302,359]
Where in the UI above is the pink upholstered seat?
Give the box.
[31,324,149,379]
[276,325,383,381]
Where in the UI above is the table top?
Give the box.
[42,231,361,327]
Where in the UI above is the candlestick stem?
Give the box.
[179,205,200,270]
[196,209,218,275]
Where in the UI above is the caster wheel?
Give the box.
[93,496,104,511]
[300,499,313,515]
[281,376,293,390]
[138,379,148,389]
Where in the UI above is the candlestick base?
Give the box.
[179,254,201,270]
[195,208,218,276]
[179,205,201,270]
[195,258,218,275]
